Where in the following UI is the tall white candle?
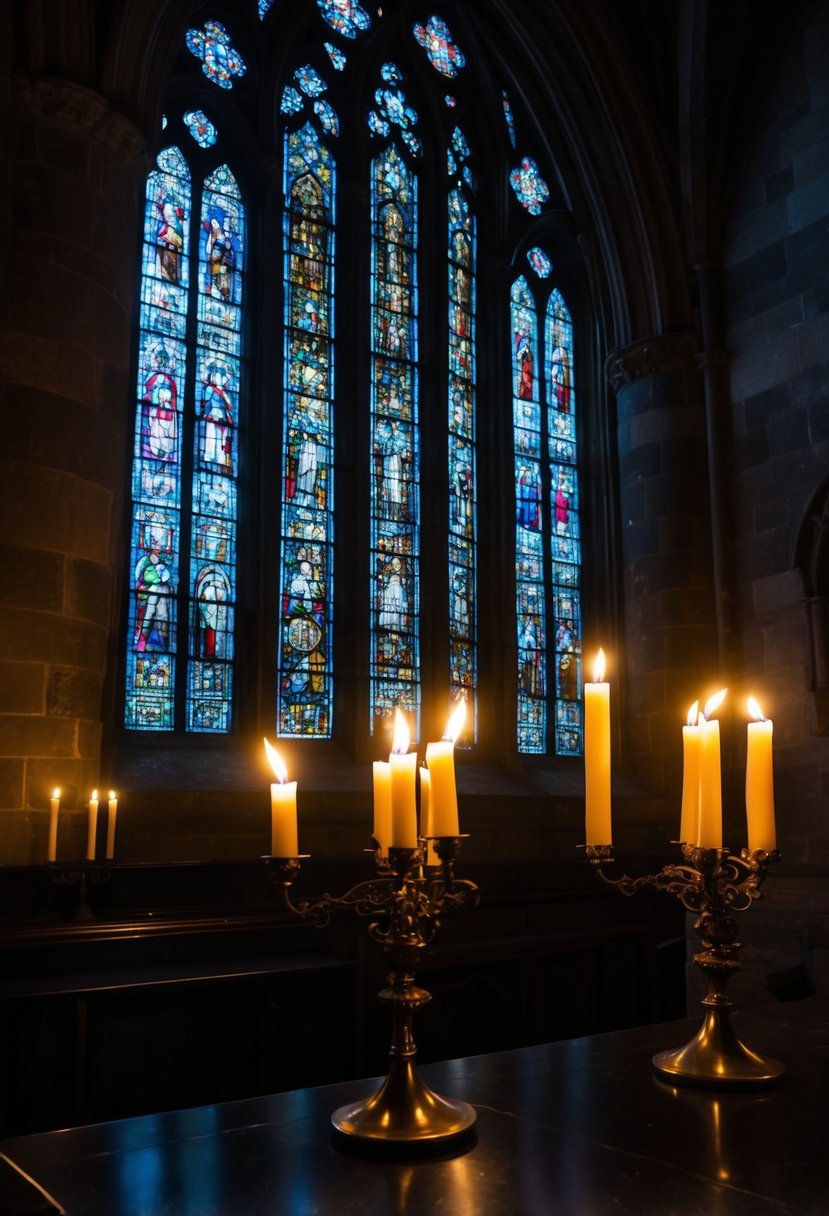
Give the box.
[746,697,775,852]
[263,738,298,857]
[425,699,466,838]
[419,766,439,866]
[48,788,60,863]
[372,761,391,856]
[584,650,611,846]
[106,791,118,861]
[698,689,726,849]
[86,789,99,861]
[389,708,418,848]
[679,702,700,843]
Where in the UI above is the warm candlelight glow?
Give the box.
[746,697,775,852]
[392,707,411,755]
[86,790,99,862]
[703,688,727,720]
[263,736,288,784]
[444,698,467,743]
[679,701,700,844]
[52,788,60,799]
[48,788,61,863]
[698,692,726,848]
[426,700,466,838]
[263,737,298,856]
[687,700,700,728]
[106,791,118,861]
[592,648,606,683]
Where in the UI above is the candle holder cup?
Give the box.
[264,836,478,1150]
[586,842,783,1088]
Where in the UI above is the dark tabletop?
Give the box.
[1,998,827,1216]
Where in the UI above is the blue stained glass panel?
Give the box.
[527,246,552,278]
[184,109,218,148]
[413,16,466,77]
[281,86,304,115]
[370,145,420,737]
[512,276,547,753]
[278,124,336,738]
[314,99,339,136]
[296,65,327,97]
[324,42,347,70]
[445,94,456,108]
[259,0,275,17]
[125,147,191,730]
[317,0,372,39]
[185,20,247,89]
[501,90,516,147]
[509,156,550,215]
[447,179,477,740]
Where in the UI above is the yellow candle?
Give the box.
[106,791,118,861]
[389,708,418,848]
[746,697,775,852]
[584,649,611,846]
[263,738,298,857]
[425,699,466,837]
[698,689,726,848]
[86,789,99,861]
[372,761,391,856]
[679,701,700,843]
[419,766,439,866]
[48,788,60,863]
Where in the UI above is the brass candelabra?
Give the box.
[264,836,479,1148]
[586,842,783,1088]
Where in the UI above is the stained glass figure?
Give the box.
[296,65,327,97]
[413,15,466,77]
[314,99,339,136]
[370,145,420,735]
[184,109,218,148]
[447,177,477,738]
[527,247,552,278]
[546,288,581,754]
[125,147,191,729]
[277,124,336,738]
[316,0,372,39]
[511,276,547,753]
[281,86,304,115]
[185,20,247,90]
[324,42,347,70]
[501,90,516,147]
[445,94,456,108]
[509,156,549,215]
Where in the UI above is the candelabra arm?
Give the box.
[263,854,395,928]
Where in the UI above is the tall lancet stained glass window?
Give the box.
[546,288,582,754]
[447,149,477,735]
[277,123,336,737]
[124,147,246,731]
[370,143,420,734]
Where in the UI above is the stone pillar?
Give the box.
[607,332,718,800]
[0,76,144,862]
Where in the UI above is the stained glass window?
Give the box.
[125,148,246,732]
[527,247,552,278]
[296,65,327,97]
[185,21,247,90]
[314,100,339,136]
[447,156,477,737]
[125,147,191,729]
[413,16,466,77]
[370,144,420,736]
[184,109,218,148]
[324,42,347,70]
[546,289,582,754]
[317,0,372,39]
[512,276,546,752]
[277,124,336,738]
[259,0,276,18]
[510,157,550,215]
[281,86,304,115]
[501,90,516,148]
[369,63,421,157]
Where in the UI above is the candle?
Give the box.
[86,789,99,861]
[679,701,700,843]
[698,689,727,848]
[48,788,60,863]
[106,791,118,861]
[263,738,298,857]
[584,649,612,846]
[419,766,439,866]
[425,699,466,838]
[389,708,418,848]
[372,761,391,856]
[746,697,776,852]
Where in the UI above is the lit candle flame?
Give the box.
[392,707,410,755]
[91,789,98,801]
[592,649,606,683]
[263,737,287,784]
[747,696,766,722]
[109,790,116,801]
[686,700,700,727]
[703,688,727,720]
[444,698,467,743]
[52,788,60,799]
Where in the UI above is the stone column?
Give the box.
[0,76,145,862]
[607,332,717,799]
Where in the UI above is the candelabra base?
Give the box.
[331,1056,476,1145]
[652,1004,784,1089]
